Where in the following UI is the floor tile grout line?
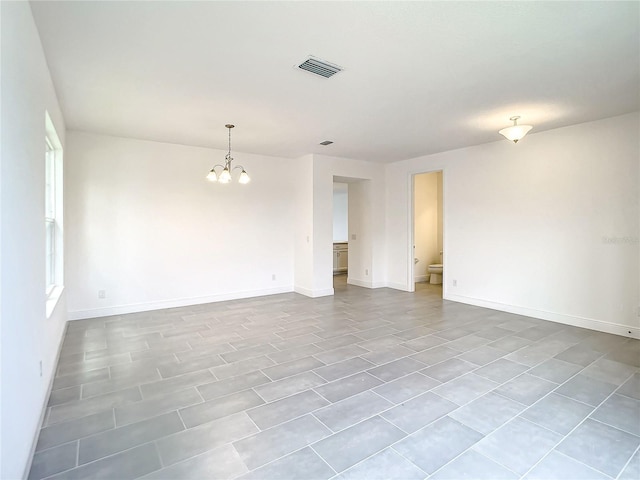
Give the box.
[423,441,521,479]
[616,443,640,480]
[37,285,639,479]
[352,348,628,477]
[38,438,161,480]
[307,444,339,478]
[517,368,638,479]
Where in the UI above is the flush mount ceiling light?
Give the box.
[499,116,533,143]
[206,124,250,184]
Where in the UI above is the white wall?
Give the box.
[332,184,348,242]
[66,131,297,318]
[387,112,640,337]
[437,172,443,256]
[414,172,441,281]
[312,155,386,294]
[1,2,68,478]
[293,154,315,296]
[347,180,375,286]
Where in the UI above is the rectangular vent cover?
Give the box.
[320,140,334,146]
[298,57,342,78]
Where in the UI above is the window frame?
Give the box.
[45,137,56,295]
[45,112,64,314]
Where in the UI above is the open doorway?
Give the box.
[412,171,443,296]
[332,182,349,290]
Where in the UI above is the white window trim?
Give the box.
[45,111,64,317]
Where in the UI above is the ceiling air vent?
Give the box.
[297,56,343,78]
[319,140,334,146]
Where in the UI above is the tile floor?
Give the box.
[29,278,640,479]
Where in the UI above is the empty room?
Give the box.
[2,1,639,479]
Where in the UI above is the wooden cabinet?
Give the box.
[333,243,348,274]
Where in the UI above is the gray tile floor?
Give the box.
[30,277,640,479]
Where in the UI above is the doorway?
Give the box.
[412,171,443,295]
[332,182,349,289]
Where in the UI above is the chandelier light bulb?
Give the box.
[239,170,250,184]
[218,167,232,183]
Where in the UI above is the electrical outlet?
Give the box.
[306,235,310,243]
[272,274,276,281]
[39,360,43,377]
[452,279,457,287]
[365,269,369,276]
[351,234,356,240]
[98,290,106,299]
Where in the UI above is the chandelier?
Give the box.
[499,116,533,143]
[206,124,250,184]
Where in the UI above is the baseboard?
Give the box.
[414,274,428,283]
[386,282,412,292]
[445,293,639,339]
[23,320,69,479]
[347,278,385,289]
[68,286,294,320]
[293,286,334,298]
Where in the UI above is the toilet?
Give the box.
[428,251,444,284]
[428,264,443,284]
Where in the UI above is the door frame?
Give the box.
[408,169,444,293]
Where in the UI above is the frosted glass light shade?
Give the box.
[499,124,533,143]
[239,170,250,184]
[218,168,232,183]
[206,170,217,182]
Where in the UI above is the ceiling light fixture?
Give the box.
[206,124,250,184]
[499,116,533,143]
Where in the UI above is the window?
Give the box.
[45,112,63,302]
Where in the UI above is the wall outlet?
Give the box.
[306,235,310,243]
[98,290,106,299]
[452,279,457,287]
[39,360,43,377]
[272,274,276,281]
[365,268,369,276]
[351,234,356,240]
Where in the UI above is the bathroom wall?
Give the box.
[333,183,348,242]
[414,172,442,282]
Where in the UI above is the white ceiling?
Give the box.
[30,1,639,163]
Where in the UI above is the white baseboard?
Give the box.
[445,293,639,339]
[347,278,385,289]
[294,286,334,298]
[386,282,412,292]
[347,278,370,288]
[24,320,69,479]
[68,286,294,320]
[414,274,428,283]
